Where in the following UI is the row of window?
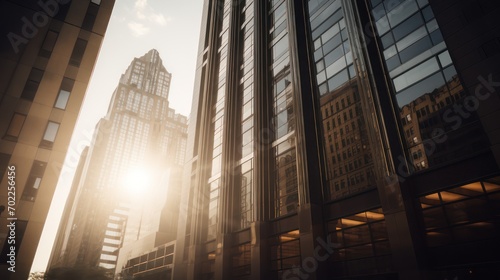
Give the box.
[206,0,233,242]
[237,0,255,231]
[326,208,393,277]
[420,178,500,247]
[5,113,61,149]
[368,0,490,172]
[322,90,359,118]
[5,20,90,146]
[232,243,251,277]
[309,0,377,202]
[0,156,48,203]
[21,16,89,99]
[270,230,301,278]
[270,0,299,219]
[310,0,356,95]
[19,67,75,107]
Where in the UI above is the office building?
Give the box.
[173,0,500,279]
[114,109,188,279]
[0,1,114,279]
[46,146,89,270]
[47,49,188,277]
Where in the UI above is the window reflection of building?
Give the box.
[270,0,299,218]
[369,1,489,172]
[272,67,298,216]
[309,0,378,202]
[275,140,298,215]
[236,0,256,231]
[320,82,376,200]
[399,73,486,171]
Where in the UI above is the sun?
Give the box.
[122,167,152,195]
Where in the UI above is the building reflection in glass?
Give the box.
[271,0,299,217]
[398,69,486,171]
[368,0,488,173]
[320,83,376,200]
[308,0,376,201]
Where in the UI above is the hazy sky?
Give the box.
[31,0,203,272]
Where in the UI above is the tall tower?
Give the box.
[46,146,89,270]
[114,109,188,279]
[174,0,500,279]
[48,49,187,274]
[0,1,115,279]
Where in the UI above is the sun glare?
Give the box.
[122,168,152,195]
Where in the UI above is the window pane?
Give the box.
[21,161,46,201]
[82,3,99,31]
[21,68,44,101]
[343,225,371,246]
[43,122,60,142]
[6,113,26,138]
[399,35,433,63]
[438,51,452,67]
[375,16,390,35]
[39,30,58,58]
[69,38,88,67]
[395,26,427,52]
[387,0,418,27]
[32,177,42,189]
[54,90,70,109]
[393,57,439,92]
[395,71,444,107]
[327,68,349,91]
[380,32,394,48]
[273,34,289,61]
[392,12,424,41]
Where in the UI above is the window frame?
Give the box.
[40,121,60,148]
[5,113,27,139]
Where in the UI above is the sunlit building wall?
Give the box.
[0,1,114,279]
[173,0,500,279]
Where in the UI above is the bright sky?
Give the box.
[31,0,203,273]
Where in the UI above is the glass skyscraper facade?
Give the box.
[174,0,500,279]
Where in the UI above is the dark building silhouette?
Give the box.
[0,1,115,279]
[173,0,500,279]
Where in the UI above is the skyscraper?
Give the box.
[173,0,500,279]
[46,145,89,271]
[47,49,188,275]
[114,109,188,279]
[0,1,114,279]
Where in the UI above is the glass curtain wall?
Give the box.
[368,0,489,172]
[307,0,376,201]
[206,0,232,242]
[236,0,255,231]
[270,0,299,218]
[306,0,395,277]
